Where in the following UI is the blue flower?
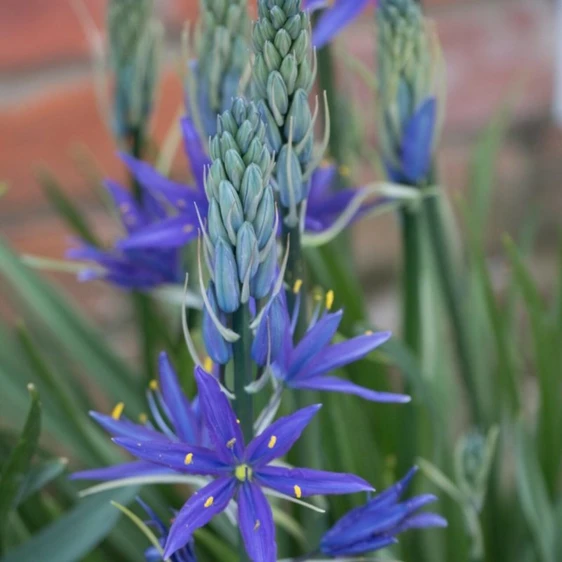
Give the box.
[115,117,210,251]
[304,0,375,48]
[71,352,202,483]
[320,467,447,556]
[305,163,386,234]
[67,180,183,289]
[109,367,373,561]
[271,288,410,403]
[137,499,196,562]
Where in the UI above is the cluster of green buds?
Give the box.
[201,99,278,365]
[107,0,161,141]
[377,0,442,185]
[252,0,318,227]
[193,0,249,137]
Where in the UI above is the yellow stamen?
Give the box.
[294,485,302,499]
[268,435,277,449]
[339,165,351,177]
[325,290,335,310]
[138,413,148,424]
[111,402,125,420]
[365,330,374,336]
[293,279,303,294]
[204,496,214,508]
[236,419,241,424]
[203,356,213,373]
[149,379,159,391]
[184,453,193,465]
[254,520,261,531]
[226,438,237,449]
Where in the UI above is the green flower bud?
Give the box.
[267,72,290,126]
[236,222,259,286]
[240,164,265,222]
[214,239,241,313]
[224,149,246,190]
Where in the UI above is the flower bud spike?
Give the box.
[197,237,241,343]
[258,208,279,262]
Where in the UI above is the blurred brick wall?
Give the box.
[1,0,561,334]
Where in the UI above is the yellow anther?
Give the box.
[339,165,351,177]
[365,330,374,336]
[236,419,241,424]
[325,290,335,310]
[203,356,213,373]
[227,438,237,449]
[138,413,148,424]
[183,224,194,234]
[268,435,277,449]
[184,453,194,465]
[254,520,261,531]
[149,379,159,391]
[111,402,125,420]
[293,279,303,294]
[312,287,323,302]
[204,496,214,508]
[294,485,302,499]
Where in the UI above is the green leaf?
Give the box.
[0,239,141,414]
[0,385,41,553]
[514,420,555,562]
[0,487,138,562]
[16,458,68,506]
[38,169,101,247]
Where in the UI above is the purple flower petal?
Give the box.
[246,405,321,467]
[326,535,398,557]
[287,311,343,380]
[255,465,373,498]
[312,0,372,48]
[396,512,448,532]
[307,165,338,204]
[89,411,167,442]
[299,331,392,379]
[181,117,211,192]
[158,352,199,444]
[105,180,148,233]
[238,483,277,562]
[402,97,437,184]
[194,367,245,464]
[117,215,200,250]
[163,477,237,559]
[120,152,207,210]
[289,375,411,403]
[70,461,172,481]
[114,438,231,476]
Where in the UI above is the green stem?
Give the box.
[233,306,254,443]
[423,193,482,424]
[316,43,345,167]
[232,305,253,562]
[400,207,423,357]
[128,126,158,381]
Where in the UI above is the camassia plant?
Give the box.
[2,1,560,562]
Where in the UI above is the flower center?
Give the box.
[235,464,253,482]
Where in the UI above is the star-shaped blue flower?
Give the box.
[320,467,447,556]
[72,352,202,483]
[304,0,375,48]
[67,181,183,289]
[268,289,410,403]
[137,499,197,562]
[112,367,373,561]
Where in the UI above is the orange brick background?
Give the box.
[1,0,561,335]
